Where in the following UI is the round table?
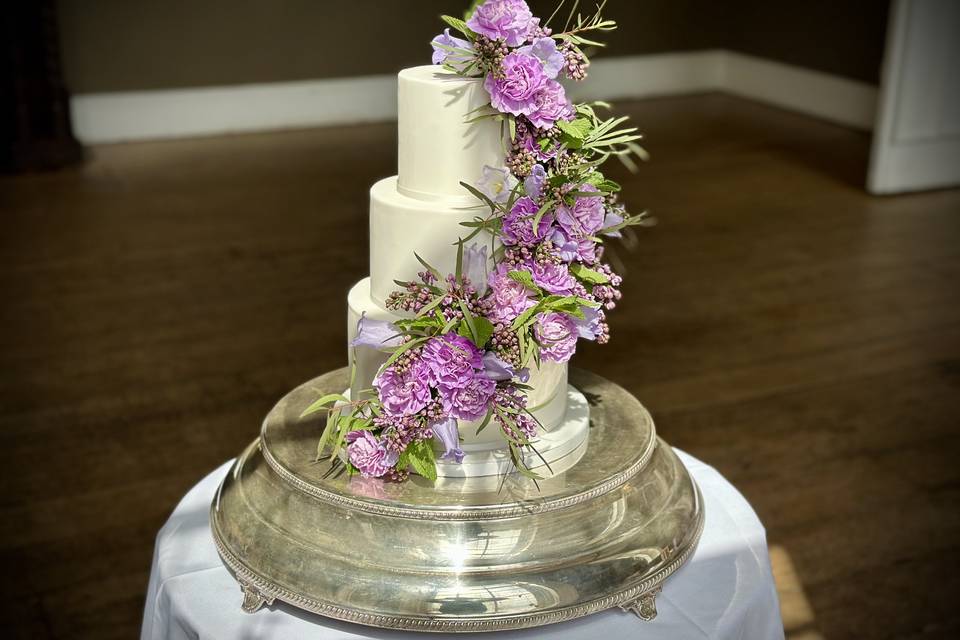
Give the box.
[140,451,784,640]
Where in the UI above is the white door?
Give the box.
[868,0,960,194]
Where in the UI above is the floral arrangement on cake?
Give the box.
[304,0,648,482]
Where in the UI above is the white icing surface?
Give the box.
[397,65,504,200]
[369,176,491,308]
[434,385,590,479]
[347,277,569,447]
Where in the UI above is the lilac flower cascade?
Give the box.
[306,0,648,482]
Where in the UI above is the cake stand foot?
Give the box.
[619,587,661,621]
[240,581,275,613]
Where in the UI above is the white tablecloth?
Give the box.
[140,451,784,640]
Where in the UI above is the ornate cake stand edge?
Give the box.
[209,482,705,632]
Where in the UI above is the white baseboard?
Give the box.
[70,50,877,144]
[70,74,397,144]
[566,50,726,103]
[721,52,878,130]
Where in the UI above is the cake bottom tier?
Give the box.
[346,277,570,446]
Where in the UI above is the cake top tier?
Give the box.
[397,65,504,201]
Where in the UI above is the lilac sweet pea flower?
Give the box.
[476,165,518,204]
[484,51,548,116]
[574,306,602,340]
[527,80,574,130]
[524,163,547,199]
[517,37,565,79]
[482,351,530,382]
[602,210,624,238]
[430,28,475,72]
[346,430,399,478]
[432,418,465,463]
[351,313,403,349]
[467,0,537,47]
[462,243,489,294]
[535,312,579,362]
[550,229,597,264]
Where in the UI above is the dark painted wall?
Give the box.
[57,0,889,94]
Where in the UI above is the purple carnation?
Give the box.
[502,196,553,245]
[430,28,475,72]
[441,373,497,421]
[488,267,536,322]
[527,80,573,130]
[484,51,548,116]
[550,229,597,264]
[524,163,547,199]
[346,430,399,478]
[467,0,537,47]
[535,312,579,362]
[421,334,483,390]
[374,362,431,416]
[517,37,565,79]
[531,260,576,294]
[556,184,605,238]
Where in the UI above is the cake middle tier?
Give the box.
[369,176,493,308]
[347,277,569,447]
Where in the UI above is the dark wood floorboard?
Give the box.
[2,93,959,639]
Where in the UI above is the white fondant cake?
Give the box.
[345,65,587,474]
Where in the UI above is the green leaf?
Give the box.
[440,15,474,39]
[547,173,568,187]
[557,118,592,141]
[300,393,350,418]
[379,335,429,372]
[475,408,493,435]
[315,406,341,461]
[454,239,464,285]
[532,199,555,230]
[457,299,478,343]
[511,301,544,331]
[406,439,437,481]
[459,181,498,211]
[569,263,610,285]
[508,269,538,291]
[414,252,441,281]
[417,293,446,317]
[471,316,495,349]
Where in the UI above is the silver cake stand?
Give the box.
[211,368,704,632]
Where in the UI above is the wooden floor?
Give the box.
[2,93,959,640]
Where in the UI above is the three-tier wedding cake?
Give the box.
[345,66,589,478]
